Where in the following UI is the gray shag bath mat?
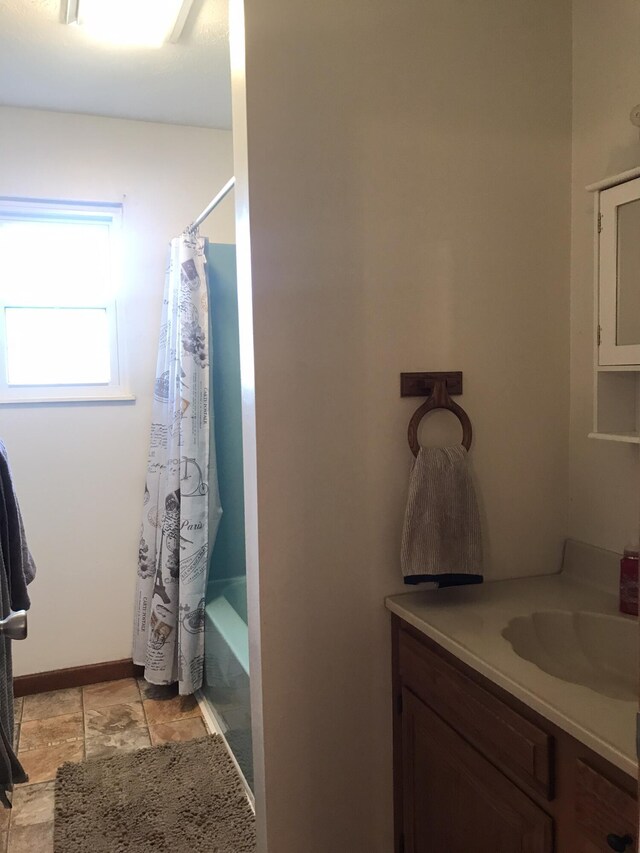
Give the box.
[54,735,255,853]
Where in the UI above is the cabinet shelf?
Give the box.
[588,431,640,445]
[592,371,640,442]
[596,365,640,373]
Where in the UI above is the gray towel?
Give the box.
[0,441,34,803]
[401,445,483,588]
[0,441,36,611]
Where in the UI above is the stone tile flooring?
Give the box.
[2,678,207,853]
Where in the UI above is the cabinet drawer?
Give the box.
[398,627,553,799]
[575,760,637,853]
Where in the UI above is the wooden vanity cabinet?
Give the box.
[391,616,638,853]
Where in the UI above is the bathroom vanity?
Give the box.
[387,544,638,853]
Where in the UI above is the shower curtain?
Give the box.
[133,233,222,695]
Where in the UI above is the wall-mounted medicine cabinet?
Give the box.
[588,167,640,445]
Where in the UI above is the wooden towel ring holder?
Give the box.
[407,378,473,457]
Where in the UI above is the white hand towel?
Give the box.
[401,445,483,587]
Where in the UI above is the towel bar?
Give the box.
[401,372,472,455]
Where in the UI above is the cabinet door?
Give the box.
[401,687,553,853]
[598,175,640,366]
[575,760,637,853]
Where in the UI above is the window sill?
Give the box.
[0,393,136,405]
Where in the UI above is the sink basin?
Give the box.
[502,610,638,701]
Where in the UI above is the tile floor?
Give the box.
[2,678,207,853]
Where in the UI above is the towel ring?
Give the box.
[407,378,473,457]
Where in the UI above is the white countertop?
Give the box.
[386,568,638,778]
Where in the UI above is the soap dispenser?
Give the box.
[619,544,639,616]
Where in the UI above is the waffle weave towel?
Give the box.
[401,445,483,588]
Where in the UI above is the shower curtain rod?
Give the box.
[188,176,235,232]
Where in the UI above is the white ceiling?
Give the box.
[0,0,231,129]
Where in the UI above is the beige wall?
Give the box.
[236,1,572,850]
[569,1,640,552]
[0,106,234,676]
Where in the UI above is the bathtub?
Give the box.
[203,576,253,790]
[205,577,249,680]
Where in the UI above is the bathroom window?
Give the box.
[0,198,132,403]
